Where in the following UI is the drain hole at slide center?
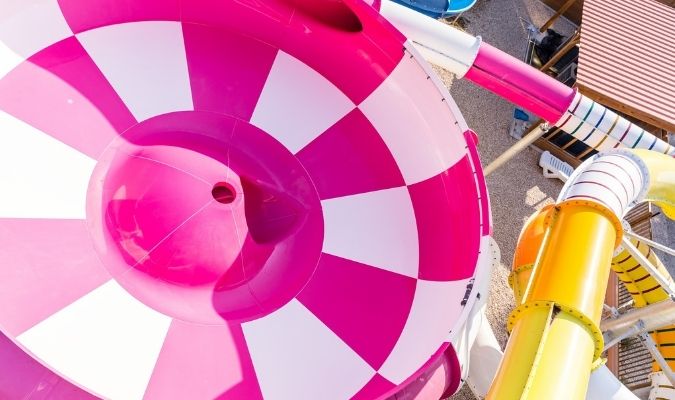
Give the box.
[212,182,236,204]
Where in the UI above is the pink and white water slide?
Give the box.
[0,0,491,399]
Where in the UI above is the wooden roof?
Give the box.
[576,0,675,131]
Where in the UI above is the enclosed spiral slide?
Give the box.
[0,0,673,399]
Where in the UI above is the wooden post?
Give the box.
[540,0,578,32]
[540,31,580,72]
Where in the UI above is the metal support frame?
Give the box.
[621,236,675,296]
[604,320,644,350]
[624,230,675,257]
[603,303,620,318]
[484,120,549,176]
[602,297,675,350]
[640,332,675,386]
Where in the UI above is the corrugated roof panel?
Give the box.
[577,0,675,131]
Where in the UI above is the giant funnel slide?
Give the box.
[0,1,673,400]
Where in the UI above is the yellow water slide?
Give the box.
[487,149,675,400]
[612,238,675,376]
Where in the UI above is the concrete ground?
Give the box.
[430,0,576,398]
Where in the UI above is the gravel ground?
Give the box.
[428,1,576,398]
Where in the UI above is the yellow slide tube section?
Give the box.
[613,240,671,308]
[632,149,675,219]
[489,149,675,400]
[488,201,619,400]
[509,205,552,304]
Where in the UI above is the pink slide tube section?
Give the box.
[462,42,673,155]
[463,42,576,124]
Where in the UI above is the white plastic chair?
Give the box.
[539,151,574,182]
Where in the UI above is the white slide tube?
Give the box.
[554,93,675,156]
[378,0,481,77]
[586,365,641,400]
[558,150,647,217]
[466,310,503,398]
[450,237,500,393]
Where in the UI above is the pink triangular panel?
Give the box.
[350,374,395,400]
[58,0,180,33]
[296,109,405,200]
[0,219,110,336]
[181,0,402,104]
[297,253,416,369]
[182,23,277,121]
[144,320,263,400]
[0,37,136,158]
[0,331,97,399]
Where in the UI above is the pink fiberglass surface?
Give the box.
[0,0,488,399]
